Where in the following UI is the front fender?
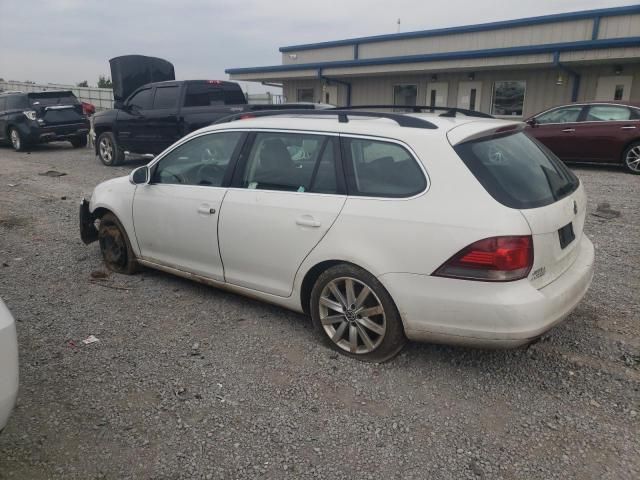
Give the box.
[87,176,140,256]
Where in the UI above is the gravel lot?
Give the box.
[0,142,638,480]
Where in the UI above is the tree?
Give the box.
[97,75,113,89]
[76,80,89,87]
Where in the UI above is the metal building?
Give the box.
[226,5,640,118]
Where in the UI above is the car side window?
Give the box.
[153,86,179,109]
[586,105,632,122]
[536,106,583,124]
[152,131,243,186]
[5,95,28,110]
[0,97,6,111]
[240,133,337,193]
[343,138,426,197]
[127,89,153,110]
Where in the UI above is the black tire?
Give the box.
[622,141,640,174]
[310,263,407,363]
[98,212,138,274]
[97,131,125,166]
[9,127,27,152]
[70,135,88,148]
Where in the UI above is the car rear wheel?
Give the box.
[97,132,124,166]
[70,135,88,148]
[9,128,26,152]
[98,213,138,274]
[310,264,406,362]
[623,141,640,174]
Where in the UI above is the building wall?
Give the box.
[283,63,640,117]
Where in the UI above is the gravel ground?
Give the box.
[0,142,638,480]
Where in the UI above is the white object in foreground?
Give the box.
[0,298,19,431]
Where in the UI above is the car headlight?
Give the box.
[23,110,37,121]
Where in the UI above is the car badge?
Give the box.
[573,200,578,215]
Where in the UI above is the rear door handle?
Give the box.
[562,128,575,133]
[295,215,321,228]
[621,125,637,130]
[197,205,216,215]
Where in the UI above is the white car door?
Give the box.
[218,131,346,297]
[132,131,245,281]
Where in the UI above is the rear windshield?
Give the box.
[28,92,79,107]
[454,131,579,209]
[183,83,246,107]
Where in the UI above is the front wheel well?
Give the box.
[92,207,112,220]
[300,260,349,314]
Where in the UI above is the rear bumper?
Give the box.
[0,302,19,432]
[79,199,99,245]
[20,121,89,143]
[380,235,595,348]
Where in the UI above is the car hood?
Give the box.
[109,55,175,102]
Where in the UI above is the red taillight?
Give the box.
[434,236,533,282]
[239,114,255,120]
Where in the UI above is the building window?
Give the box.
[491,81,526,116]
[393,84,417,110]
[297,88,314,103]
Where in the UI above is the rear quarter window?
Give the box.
[342,137,426,198]
[454,131,579,209]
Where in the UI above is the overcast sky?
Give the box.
[0,0,634,94]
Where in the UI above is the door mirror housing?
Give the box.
[130,165,150,185]
[114,100,125,110]
[526,117,537,127]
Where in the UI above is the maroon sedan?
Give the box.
[525,101,640,174]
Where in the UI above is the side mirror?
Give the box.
[129,165,150,185]
[114,100,125,110]
[526,118,537,127]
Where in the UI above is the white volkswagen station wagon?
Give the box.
[80,108,594,362]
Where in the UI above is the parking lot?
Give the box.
[0,143,638,479]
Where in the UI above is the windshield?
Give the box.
[28,92,80,107]
[454,131,579,209]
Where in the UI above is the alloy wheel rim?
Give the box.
[626,146,640,172]
[99,138,113,163]
[319,277,386,354]
[10,130,20,150]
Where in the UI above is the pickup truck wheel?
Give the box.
[623,141,640,174]
[310,264,407,363]
[70,135,88,148]
[97,132,124,166]
[98,213,138,274]
[9,128,27,152]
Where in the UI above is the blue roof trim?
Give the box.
[279,5,640,52]
[226,37,640,75]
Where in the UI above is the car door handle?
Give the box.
[197,205,216,215]
[295,215,321,228]
[562,128,575,133]
[621,125,637,130]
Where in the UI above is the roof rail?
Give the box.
[212,109,439,129]
[334,105,494,119]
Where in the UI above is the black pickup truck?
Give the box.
[93,55,322,165]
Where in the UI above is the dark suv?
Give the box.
[0,91,90,151]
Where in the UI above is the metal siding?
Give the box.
[350,20,593,60]
[282,45,354,65]
[598,13,640,39]
[560,46,640,61]
[230,69,318,81]
[322,53,554,76]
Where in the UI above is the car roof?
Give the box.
[531,100,640,117]
[199,112,522,144]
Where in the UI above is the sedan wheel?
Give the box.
[311,264,406,362]
[98,213,138,274]
[624,143,640,174]
[319,277,387,354]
